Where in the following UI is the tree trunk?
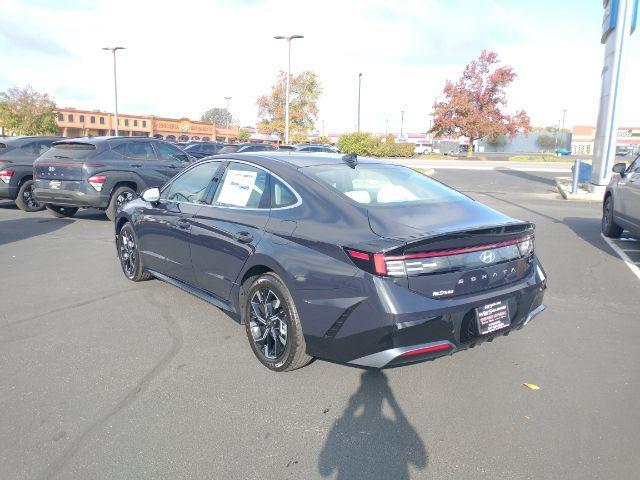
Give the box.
[467,139,474,157]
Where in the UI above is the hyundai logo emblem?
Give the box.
[479,250,496,264]
[48,166,56,172]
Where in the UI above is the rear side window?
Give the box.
[126,142,155,160]
[155,142,189,163]
[304,164,467,206]
[162,161,221,203]
[271,177,297,208]
[214,162,268,209]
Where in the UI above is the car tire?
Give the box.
[602,195,623,238]
[15,179,45,212]
[243,273,312,372]
[117,223,152,281]
[45,204,78,218]
[106,186,136,221]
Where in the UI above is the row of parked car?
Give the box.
[0,136,337,219]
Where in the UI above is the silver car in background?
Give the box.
[602,155,640,238]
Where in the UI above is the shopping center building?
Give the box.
[571,125,640,156]
[54,107,238,142]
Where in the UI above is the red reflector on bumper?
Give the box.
[398,342,453,357]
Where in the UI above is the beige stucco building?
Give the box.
[54,107,238,142]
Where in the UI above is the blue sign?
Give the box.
[602,0,619,43]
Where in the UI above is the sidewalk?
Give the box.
[382,157,572,173]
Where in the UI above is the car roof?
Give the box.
[0,136,63,145]
[52,136,168,145]
[227,151,383,168]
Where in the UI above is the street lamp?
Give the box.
[225,96,231,143]
[357,73,362,132]
[102,46,125,136]
[559,108,568,150]
[274,34,304,144]
[400,110,405,139]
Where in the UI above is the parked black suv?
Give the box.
[0,136,63,211]
[33,137,193,220]
[182,142,225,159]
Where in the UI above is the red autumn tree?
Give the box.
[431,50,531,156]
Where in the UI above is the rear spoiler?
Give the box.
[52,140,97,150]
[345,222,535,255]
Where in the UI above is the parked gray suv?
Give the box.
[0,136,63,211]
[602,155,640,238]
[33,137,193,220]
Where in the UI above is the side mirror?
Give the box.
[612,163,627,175]
[142,187,160,203]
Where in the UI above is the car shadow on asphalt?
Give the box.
[0,200,19,210]
[497,168,557,188]
[563,216,619,259]
[318,370,427,480]
[0,217,73,246]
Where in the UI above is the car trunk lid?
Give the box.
[366,203,535,299]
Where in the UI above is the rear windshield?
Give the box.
[40,143,97,160]
[303,163,467,206]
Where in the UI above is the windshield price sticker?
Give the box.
[217,170,258,207]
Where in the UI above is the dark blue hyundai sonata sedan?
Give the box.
[114,152,547,371]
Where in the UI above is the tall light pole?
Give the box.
[225,96,231,143]
[559,108,568,150]
[274,34,304,144]
[357,73,362,132]
[400,110,405,140]
[102,47,125,136]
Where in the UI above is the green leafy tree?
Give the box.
[290,131,309,144]
[201,107,233,126]
[536,134,556,152]
[0,85,57,135]
[256,70,322,139]
[237,128,251,141]
[314,135,331,145]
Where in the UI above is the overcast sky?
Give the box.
[1,0,638,134]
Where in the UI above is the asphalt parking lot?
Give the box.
[1,167,639,480]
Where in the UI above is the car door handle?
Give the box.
[176,219,191,230]
[130,163,142,168]
[234,231,253,244]
[169,164,181,169]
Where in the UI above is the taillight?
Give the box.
[346,235,534,278]
[88,175,106,191]
[345,249,388,276]
[0,169,14,184]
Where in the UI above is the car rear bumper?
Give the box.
[33,179,108,208]
[303,258,547,368]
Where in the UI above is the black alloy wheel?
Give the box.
[106,186,136,221]
[244,273,312,372]
[16,180,44,212]
[117,223,152,281]
[602,195,623,238]
[249,288,289,361]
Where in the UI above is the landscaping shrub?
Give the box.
[337,132,413,157]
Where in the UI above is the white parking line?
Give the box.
[602,234,640,281]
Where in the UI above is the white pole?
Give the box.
[591,0,637,191]
[285,39,291,144]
